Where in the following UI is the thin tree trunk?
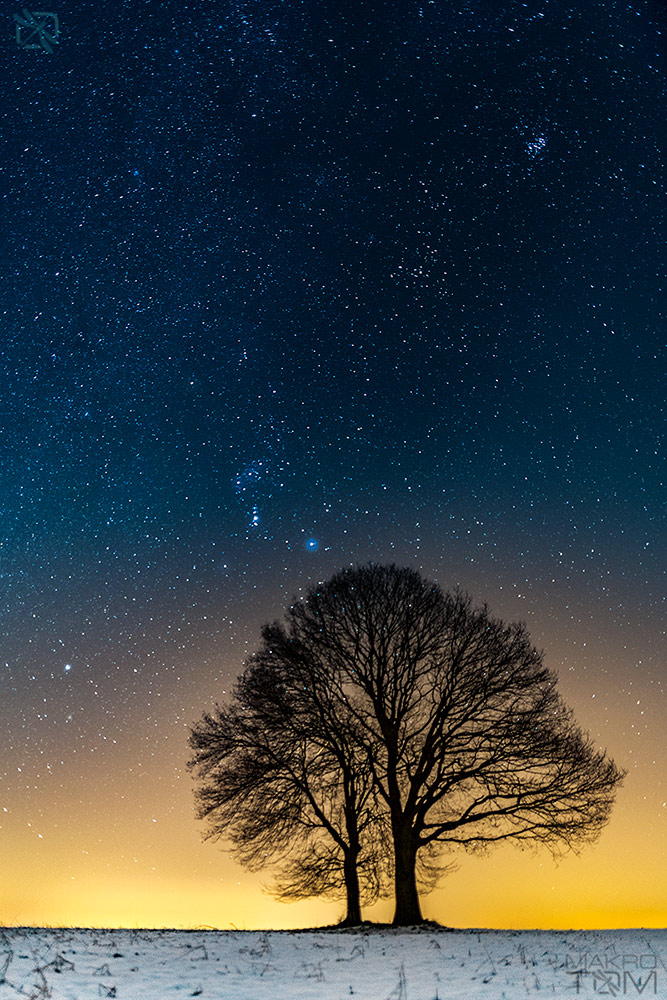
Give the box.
[340,848,362,926]
[392,828,422,926]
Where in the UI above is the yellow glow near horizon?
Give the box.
[3,634,665,931]
[3,759,666,930]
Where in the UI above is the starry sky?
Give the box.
[1,0,666,930]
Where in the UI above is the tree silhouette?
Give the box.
[248,564,624,925]
[188,644,389,925]
[190,563,624,926]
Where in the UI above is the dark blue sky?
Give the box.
[1,0,665,927]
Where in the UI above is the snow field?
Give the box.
[0,926,665,1000]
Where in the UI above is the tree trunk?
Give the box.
[392,829,422,926]
[340,848,362,926]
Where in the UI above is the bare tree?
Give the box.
[188,644,389,925]
[262,564,625,925]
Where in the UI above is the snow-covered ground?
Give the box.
[0,926,665,999]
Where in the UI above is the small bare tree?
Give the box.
[188,645,389,925]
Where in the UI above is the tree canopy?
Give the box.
[189,564,624,925]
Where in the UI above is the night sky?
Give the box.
[2,1,666,929]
